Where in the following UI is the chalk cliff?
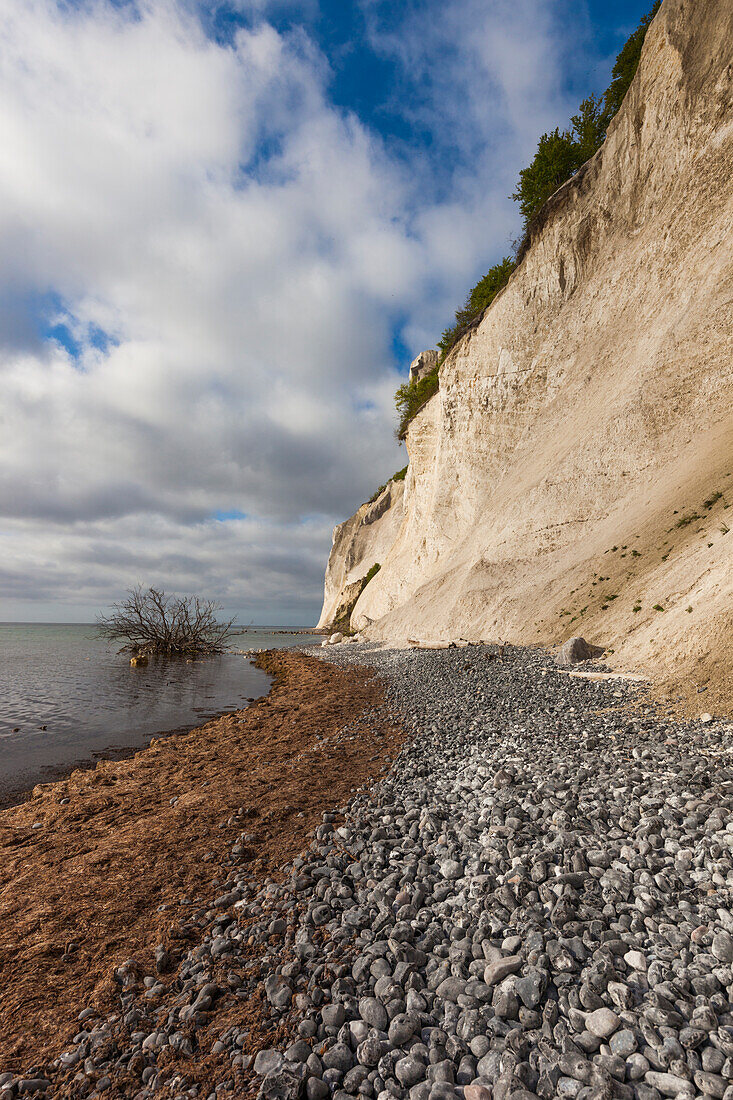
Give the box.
[317,477,406,630]
[319,0,733,710]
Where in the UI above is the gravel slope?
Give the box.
[8,643,733,1100]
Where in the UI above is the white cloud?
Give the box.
[0,0,597,621]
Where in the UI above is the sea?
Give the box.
[0,622,324,806]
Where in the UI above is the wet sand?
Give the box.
[0,650,403,1074]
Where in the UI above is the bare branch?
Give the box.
[96,586,235,657]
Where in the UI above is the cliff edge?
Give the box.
[317,476,406,630]
[318,0,733,711]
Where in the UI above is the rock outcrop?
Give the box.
[408,349,439,386]
[318,0,733,710]
[555,637,605,669]
[317,478,405,630]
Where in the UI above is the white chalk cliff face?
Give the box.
[317,478,406,630]
[319,0,733,708]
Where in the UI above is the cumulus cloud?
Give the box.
[0,0,601,622]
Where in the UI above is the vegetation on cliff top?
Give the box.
[393,2,660,439]
[513,2,660,228]
[436,256,516,366]
[395,368,441,439]
[367,465,408,504]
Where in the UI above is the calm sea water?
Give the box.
[0,623,323,805]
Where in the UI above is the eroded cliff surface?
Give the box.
[317,477,405,630]
[320,0,733,709]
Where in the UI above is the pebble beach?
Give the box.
[2,643,732,1100]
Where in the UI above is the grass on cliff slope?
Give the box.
[394,3,660,440]
[331,562,381,634]
[367,466,408,505]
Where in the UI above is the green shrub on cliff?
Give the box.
[437,257,515,361]
[331,562,381,634]
[394,256,514,438]
[512,128,585,225]
[366,465,408,504]
[603,2,661,119]
[395,366,440,440]
[362,562,381,585]
[513,2,660,228]
[570,94,609,163]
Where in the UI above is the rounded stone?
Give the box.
[395,1058,426,1087]
[609,1029,637,1057]
[359,997,389,1030]
[585,1007,620,1039]
[255,1050,284,1076]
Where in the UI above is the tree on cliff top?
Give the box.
[603,1,661,119]
[393,2,662,440]
[513,2,661,227]
[512,128,586,225]
[97,586,235,656]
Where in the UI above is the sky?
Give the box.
[0,0,653,625]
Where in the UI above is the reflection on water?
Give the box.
[0,622,321,803]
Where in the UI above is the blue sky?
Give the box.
[0,0,655,624]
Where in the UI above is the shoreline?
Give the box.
[0,699,268,814]
[0,649,404,1073]
[0,625,327,812]
[232,628,326,636]
[0,694,272,814]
